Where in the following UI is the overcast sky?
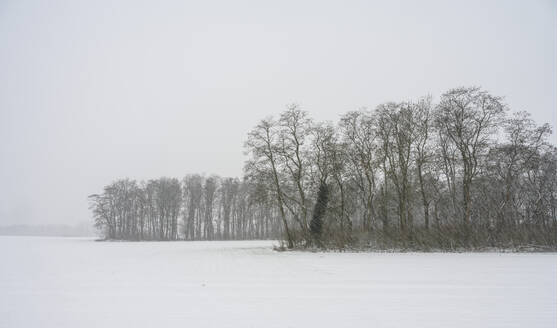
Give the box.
[1,0,556,225]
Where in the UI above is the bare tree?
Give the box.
[435,87,506,226]
[376,103,415,234]
[245,118,294,248]
[414,97,434,229]
[340,110,378,232]
[277,105,313,237]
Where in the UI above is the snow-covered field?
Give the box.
[1,236,556,328]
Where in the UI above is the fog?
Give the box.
[0,0,556,225]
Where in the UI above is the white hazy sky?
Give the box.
[1,0,556,225]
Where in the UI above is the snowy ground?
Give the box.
[1,237,556,328]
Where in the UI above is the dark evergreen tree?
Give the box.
[310,182,330,239]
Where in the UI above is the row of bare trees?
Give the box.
[89,176,283,240]
[90,86,557,249]
[89,178,182,240]
[244,87,557,249]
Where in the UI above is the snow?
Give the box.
[1,236,556,328]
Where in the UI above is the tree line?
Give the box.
[90,86,557,249]
[89,175,282,240]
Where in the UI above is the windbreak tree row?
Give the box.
[89,176,283,240]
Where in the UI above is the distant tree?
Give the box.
[203,176,217,240]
